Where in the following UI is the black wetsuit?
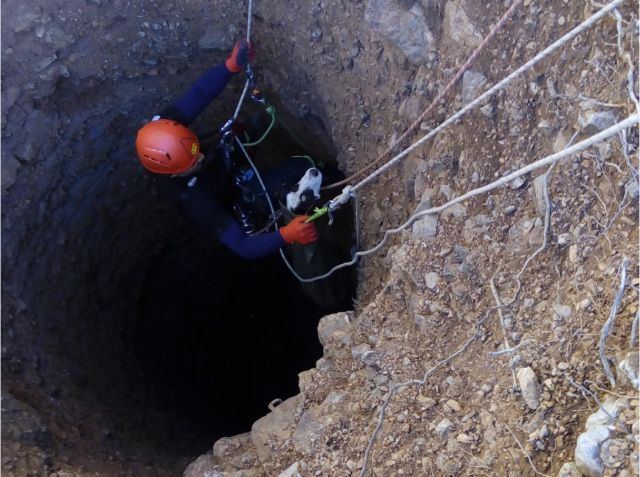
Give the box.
[152,63,307,259]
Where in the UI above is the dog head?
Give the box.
[285,167,323,215]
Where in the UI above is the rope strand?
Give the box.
[290,115,639,283]
[232,0,254,120]
[322,0,524,190]
[347,0,625,196]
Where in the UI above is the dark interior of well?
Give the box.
[1,4,356,469]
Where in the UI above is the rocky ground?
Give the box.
[185,0,640,476]
[2,0,638,476]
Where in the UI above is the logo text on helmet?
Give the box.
[191,143,198,155]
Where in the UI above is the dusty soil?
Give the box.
[2,0,639,476]
[190,0,640,476]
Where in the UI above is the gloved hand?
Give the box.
[225,39,256,73]
[280,216,318,245]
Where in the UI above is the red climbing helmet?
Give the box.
[135,119,201,174]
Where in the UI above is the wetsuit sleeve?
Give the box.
[169,63,234,125]
[155,176,285,259]
[220,222,287,260]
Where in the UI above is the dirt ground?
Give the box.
[2,0,639,476]
[192,0,640,476]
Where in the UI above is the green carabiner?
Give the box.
[305,206,329,223]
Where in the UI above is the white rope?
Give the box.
[232,0,254,120]
[288,114,639,283]
[234,138,315,282]
[345,0,625,195]
[233,80,250,120]
[230,0,633,285]
[246,0,253,42]
[235,138,277,222]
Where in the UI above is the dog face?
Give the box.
[286,167,323,214]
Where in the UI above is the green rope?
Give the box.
[290,155,316,167]
[241,105,276,147]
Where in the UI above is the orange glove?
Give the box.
[225,39,256,73]
[280,216,318,245]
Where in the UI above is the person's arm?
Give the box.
[162,40,255,126]
[219,214,318,259]
[219,222,286,259]
[170,63,234,126]
[156,174,315,260]
[171,179,290,259]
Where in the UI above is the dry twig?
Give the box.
[563,374,629,432]
[487,339,533,357]
[598,257,630,387]
[358,309,492,477]
[585,379,638,399]
[504,425,551,477]
[489,276,518,386]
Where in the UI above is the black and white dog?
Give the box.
[284,167,323,215]
[279,165,355,309]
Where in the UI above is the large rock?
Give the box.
[399,95,425,120]
[442,202,467,220]
[575,426,613,477]
[578,110,616,135]
[617,350,639,389]
[292,393,346,454]
[585,396,629,429]
[183,453,218,477]
[435,418,454,438]
[212,433,258,471]
[13,3,42,33]
[553,129,576,153]
[442,0,482,55]
[462,214,493,242]
[1,392,50,447]
[2,156,21,192]
[527,217,545,248]
[213,433,252,460]
[507,216,540,254]
[574,396,631,477]
[461,70,487,104]
[412,214,438,239]
[318,312,353,349]
[625,178,639,200]
[424,272,440,291]
[42,26,74,49]
[516,367,540,410]
[365,0,434,65]
[351,343,385,369]
[532,173,548,215]
[251,395,301,462]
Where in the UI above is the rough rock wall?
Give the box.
[187,0,640,476]
[2,0,638,476]
[1,0,253,474]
